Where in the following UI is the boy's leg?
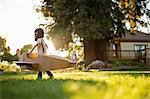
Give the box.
[37,71,42,79]
[46,71,53,78]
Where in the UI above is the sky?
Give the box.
[0,0,55,55]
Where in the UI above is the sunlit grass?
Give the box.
[0,71,150,99]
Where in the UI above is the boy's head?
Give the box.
[34,28,44,41]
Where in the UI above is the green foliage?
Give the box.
[0,36,18,62]
[1,52,13,62]
[21,44,32,54]
[0,71,150,99]
[0,53,19,62]
[118,0,150,32]
[0,36,7,57]
[0,49,18,62]
[0,36,6,53]
[110,60,148,67]
[39,0,126,41]
[38,0,150,40]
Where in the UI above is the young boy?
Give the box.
[28,28,53,79]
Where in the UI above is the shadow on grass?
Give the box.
[0,78,102,99]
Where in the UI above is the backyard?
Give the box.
[0,70,150,99]
[0,0,150,99]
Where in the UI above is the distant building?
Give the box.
[108,31,150,65]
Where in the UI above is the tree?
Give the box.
[0,36,6,55]
[37,0,149,64]
[0,36,13,62]
[118,0,150,32]
[1,51,13,63]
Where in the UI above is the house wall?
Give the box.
[120,42,150,60]
[120,42,150,50]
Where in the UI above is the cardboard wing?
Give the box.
[16,53,75,71]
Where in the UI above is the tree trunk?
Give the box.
[116,41,121,58]
[84,39,96,65]
[95,39,108,61]
[84,39,109,65]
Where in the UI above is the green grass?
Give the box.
[0,71,150,99]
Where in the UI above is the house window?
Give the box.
[134,44,147,62]
[134,45,146,51]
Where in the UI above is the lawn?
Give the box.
[0,70,150,99]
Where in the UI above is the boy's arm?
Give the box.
[45,43,48,48]
[29,44,38,54]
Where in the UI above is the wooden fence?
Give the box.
[107,48,150,66]
[146,48,150,66]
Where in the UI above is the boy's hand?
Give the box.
[27,53,31,57]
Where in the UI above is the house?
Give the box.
[108,31,150,65]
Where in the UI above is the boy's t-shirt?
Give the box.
[37,38,48,55]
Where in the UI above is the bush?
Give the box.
[110,60,147,67]
[0,61,21,72]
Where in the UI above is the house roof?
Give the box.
[117,31,150,42]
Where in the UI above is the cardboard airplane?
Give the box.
[15,53,75,71]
